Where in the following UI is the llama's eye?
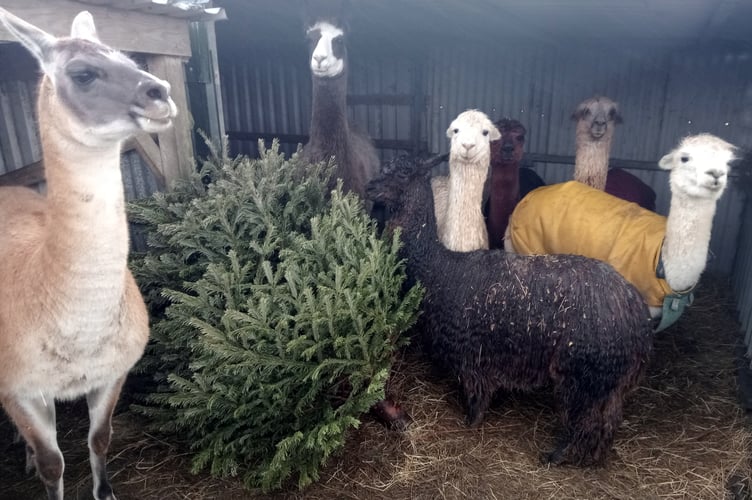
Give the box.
[70,70,98,86]
[482,130,489,136]
[519,136,526,143]
[680,155,690,163]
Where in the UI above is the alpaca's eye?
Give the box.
[482,130,489,136]
[680,155,690,163]
[70,69,98,86]
[453,128,459,134]
[519,135,525,143]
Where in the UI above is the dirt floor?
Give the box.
[1,276,751,500]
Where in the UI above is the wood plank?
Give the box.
[523,153,662,172]
[0,160,44,186]
[0,0,192,57]
[147,55,195,188]
[123,134,167,190]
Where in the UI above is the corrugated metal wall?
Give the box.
[0,79,40,175]
[220,40,752,276]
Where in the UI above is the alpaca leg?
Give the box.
[462,377,493,427]
[548,383,624,466]
[86,376,126,500]
[1,394,63,499]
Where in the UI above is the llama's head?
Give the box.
[304,0,349,79]
[446,109,501,164]
[0,9,176,146]
[572,96,622,141]
[659,134,736,200]
[491,118,526,165]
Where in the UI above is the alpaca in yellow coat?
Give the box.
[506,134,736,327]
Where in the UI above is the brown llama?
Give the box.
[0,9,175,499]
[484,118,544,249]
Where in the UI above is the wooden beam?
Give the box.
[123,135,167,190]
[226,131,428,153]
[347,94,414,106]
[0,160,44,186]
[0,0,192,57]
[523,153,662,172]
[147,55,195,188]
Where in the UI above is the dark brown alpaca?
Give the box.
[367,154,653,466]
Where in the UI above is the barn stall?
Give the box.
[0,0,752,498]
[216,0,752,347]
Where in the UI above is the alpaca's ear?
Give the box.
[658,152,674,170]
[446,125,455,139]
[70,11,99,42]
[0,7,56,65]
[609,103,624,125]
[571,108,584,122]
[488,125,501,142]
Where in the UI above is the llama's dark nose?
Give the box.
[593,119,607,128]
[502,143,515,153]
[313,54,326,65]
[137,78,171,104]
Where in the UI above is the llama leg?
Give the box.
[86,376,126,500]
[1,394,63,499]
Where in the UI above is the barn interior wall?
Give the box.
[218,38,752,276]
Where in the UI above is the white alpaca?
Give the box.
[0,9,176,500]
[573,95,656,211]
[505,134,736,328]
[572,96,622,190]
[431,109,500,252]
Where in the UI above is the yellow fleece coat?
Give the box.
[508,181,673,308]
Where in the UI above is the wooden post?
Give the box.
[146,55,196,188]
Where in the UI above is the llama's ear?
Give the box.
[0,7,56,64]
[489,125,501,142]
[70,11,100,43]
[658,152,674,170]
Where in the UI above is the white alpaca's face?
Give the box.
[307,21,345,78]
[573,96,622,140]
[446,110,501,162]
[659,134,735,199]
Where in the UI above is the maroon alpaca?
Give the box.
[606,168,657,212]
[486,118,526,249]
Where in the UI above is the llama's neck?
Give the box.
[661,194,717,292]
[308,75,349,150]
[574,132,612,190]
[487,161,520,248]
[442,157,489,251]
[38,80,129,291]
